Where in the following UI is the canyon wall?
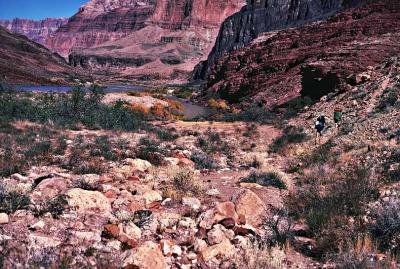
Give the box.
[0,18,68,45]
[192,0,365,80]
[46,0,246,82]
[202,0,400,107]
[45,0,157,57]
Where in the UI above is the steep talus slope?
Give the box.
[0,26,79,85]
[192,0,365,80]
[202,0,400,106]
[0,18,68,45]
[47,0,245,82]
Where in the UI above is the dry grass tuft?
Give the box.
[234,240,286,269]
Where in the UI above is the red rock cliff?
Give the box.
[204,0,400,107]
[46,0,245,81]
[0,18,68,45]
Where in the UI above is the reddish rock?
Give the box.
[238,214,246,225]
[172,151,186,159]
[233,190,265,227]
[127,176,140,182]
[177,158,195,168]
[119,235,139,249]
[233,226,256,236]
[219,218,236,229]
[104,190,118,200]
[104,224,120,238]
[127,202,144,213]
[214,202,239,224]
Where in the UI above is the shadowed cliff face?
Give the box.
[0,18,68,45]
[192,0,365,80]
[203,0,400,107]
[0,26,80,85]
[46,0,246,82]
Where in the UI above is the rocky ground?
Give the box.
[0,58,399,268]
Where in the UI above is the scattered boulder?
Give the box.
[66,188,111,215]
[29,234,61,249]
[199,238,236,262]
[122,222,142,241]
[29,220,45,230]
[104,224,120,238]
[219,218,236,229]
[0,213,9,224]
[164,157,180,166]
[182,197,201,210]
[125,158,152,172]
[199,201,239,229]
[233,190,265,227]
[139,190,163,206]
[123,241,167,269]
[207,224,227,245]
[158,212,181,230]
[33,177,68,201]
[178,158,195,168]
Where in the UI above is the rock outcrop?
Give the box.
[0,26,79,85]
[203,0,400,106]
[46,0,246,82]
[0,18,68,45]
[192,0,365,80]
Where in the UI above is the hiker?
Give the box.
[315,115,326,145]
[334,107,343,128]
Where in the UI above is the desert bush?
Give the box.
[136,137,165,166]
[240,170,287,189]
[153,127,178,141]
[53,135,69,156]
[190,151,218,170]
[376,87,399,111]
[286,166,380,259]
[281,96,314,118]
[222,105,276,124]
[0,185,30,214]
[43,195,69,219]
[197,129,232,155]
[89,136,116,161]
[369,201,400,256]
[263,208,294,246]
[163,168,205,200]
[270,126,308,154]
[301,140,338,168]
[0,126,65,176]
[233,239,286,269]
[208,98,230,111]
[73,159,106,175]
[173,169,204,195]
[33,195,68,219]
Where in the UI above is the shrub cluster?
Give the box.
[197,129,232,155]
[240,171,287,190]
[270,126,308,154]
[0,184,30,214]
[286,166,379,257]
[0,86,147,132]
